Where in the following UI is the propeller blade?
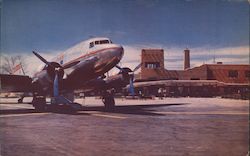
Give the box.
[133,63,142,72]
[53,71,59,97]
[115,65,124,71]
[33,51,51,66]
[129,75,135,96]
[129,78,135,96]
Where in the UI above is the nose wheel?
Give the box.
[102,92,115,111]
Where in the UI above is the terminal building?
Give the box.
[132,49,250,99]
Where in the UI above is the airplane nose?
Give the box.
[112,45,124,60]
[103,44,124,62]
[118,46,124,58]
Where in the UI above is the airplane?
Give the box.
[0,37,141,112]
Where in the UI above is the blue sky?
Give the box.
[0,0,249,72]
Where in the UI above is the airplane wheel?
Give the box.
[32,97,47,112]
[102,93,115,111]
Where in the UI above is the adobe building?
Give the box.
[140,49,166,80]
[139,48,250,83]
[135,48,250,99]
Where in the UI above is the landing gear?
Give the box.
[18,94,25,103]
[32,97,47,112]
[102,92,115,111]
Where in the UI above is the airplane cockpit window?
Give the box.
[89,42,94,48]
[90,40,111,48]
[100,40,109,44]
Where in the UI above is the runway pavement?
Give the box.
[0,97,249,156]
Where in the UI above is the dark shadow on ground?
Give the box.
[80,103,188,116]
[0,102,52,105]
[0,102,33,104]
[0,109,37,115]
[0,103,188,116]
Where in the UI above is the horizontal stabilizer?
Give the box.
[0,74,32,92]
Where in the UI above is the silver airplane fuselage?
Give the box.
[33,37,124,93]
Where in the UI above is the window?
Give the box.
[100,40,109,44]
[89,42,94,48]
[228,70,238,78]
[245,70,250,78]
[95,41,100,45]
[145,62,160,69]
[93,40,110,46]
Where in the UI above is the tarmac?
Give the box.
[0,97,249,156]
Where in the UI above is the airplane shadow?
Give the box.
[0,109,37,115]
[0,102,32,104]
[79,103,188,116]
[0,103,188,116]
[0,102,50,105]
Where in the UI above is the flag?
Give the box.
[11,63,22,74]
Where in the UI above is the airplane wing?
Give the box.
[131,80,225,88]
[0,74,32,92]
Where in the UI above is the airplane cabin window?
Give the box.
[89,42,94,48]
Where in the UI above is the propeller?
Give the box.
[115,63,142,96]
[33,51,66,97]
[133,63,142,73]
[33,51,78,70]
[33,51,53,68]
[115,65,126,72]
[129,74,135,96]
[53,70,59,97]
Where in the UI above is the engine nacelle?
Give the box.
[32,62,64,94]
[105,67,132,90]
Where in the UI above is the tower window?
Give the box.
[145,62,160,69]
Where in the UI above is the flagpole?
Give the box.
[20,63,25,75]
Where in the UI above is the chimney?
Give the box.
[184,48,190,70]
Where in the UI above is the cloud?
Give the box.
[1,44,248,76]
[120,44,249,70]
[0,51,55,76]
[24,52,55,75]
